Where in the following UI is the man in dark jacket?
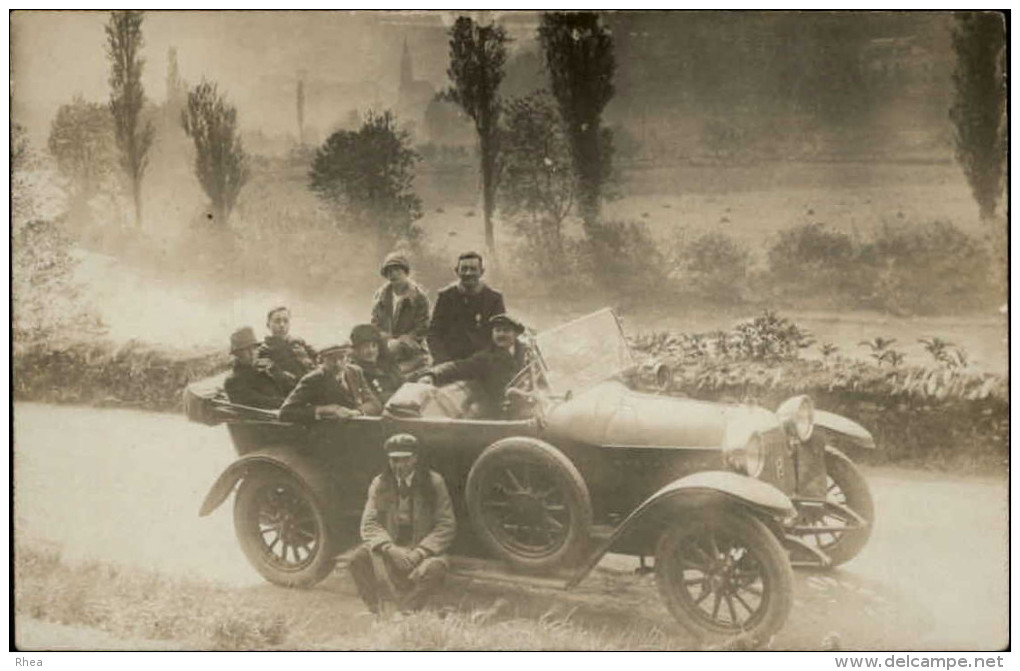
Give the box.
[371,253,431,365]
[350,323,405,407]
[278,344,381,423]
[224,326,287,409]
[348,434,456,614]
[256,306,317,393]
[426,251,506,364]
[420,314,531,419]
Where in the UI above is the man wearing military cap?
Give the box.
[224,326,287,409]
[420,313,533,418]
[256,306,317,393]
[349,323,405,406]
[371,252,431,365]
[348,433,456,614]
[278,341,381,422]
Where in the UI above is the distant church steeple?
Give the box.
[400,38,414,88]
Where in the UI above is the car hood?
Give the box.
[544,380,779,449]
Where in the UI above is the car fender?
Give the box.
[198,445,338,518]
[566,471,793,588]
[816,410,876,449]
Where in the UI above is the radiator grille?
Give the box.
[759,426,796,495]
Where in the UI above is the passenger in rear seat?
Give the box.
[349,323,404,406]
[224,326,287,410]
[256,306,317,393]
[279,343,381,422]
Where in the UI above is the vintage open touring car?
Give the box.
[185,308,877,643]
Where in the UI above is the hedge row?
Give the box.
[632,346,1008,473]
[13,339,230,412]
[12,334,1008,473]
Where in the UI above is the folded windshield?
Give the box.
[533,308,635,396]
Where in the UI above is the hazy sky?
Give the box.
[12,10,539,142]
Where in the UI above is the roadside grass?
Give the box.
[14,543,695,651]
[337,608,681,651]
[15,544,290,650]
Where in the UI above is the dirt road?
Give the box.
[13,403,1008,650]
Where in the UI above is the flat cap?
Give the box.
[489,313,525,334]
[318,343,350,358]
[384,433,419,457]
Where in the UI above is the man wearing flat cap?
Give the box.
[371,252,431,365]
[224,326,287,409]
[349,323,405,406]
[420,313,533,419]
[256,306,317,394]
[279,341,382,423]
[348,433,456,614]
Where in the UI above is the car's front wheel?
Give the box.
[233,468,336,588]
[812,447,875,566]
[655,510,793,645]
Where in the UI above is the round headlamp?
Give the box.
[721,419,766,478]
[744,432,765,478]
[777,395,815,441]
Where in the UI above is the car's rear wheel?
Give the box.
[234,468,336,588]
[796,447,875,567]
[466,437,591,571]
[655,510,793,645]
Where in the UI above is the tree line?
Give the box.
[44,11,1006,265]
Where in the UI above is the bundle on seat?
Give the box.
[382,381,485,420]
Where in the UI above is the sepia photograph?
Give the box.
[10,9,1009,654]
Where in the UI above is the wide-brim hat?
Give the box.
[350,323,382,346]
[489,313,525,334]
[384,433,419,457]
[230,326,260,353]
[380,252,411,277]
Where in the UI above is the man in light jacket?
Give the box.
[348,434,456,614]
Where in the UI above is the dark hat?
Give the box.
[318,343,349,359]
[230,326,260,353]
[489,313,525,334]
[384,433,419,457]
[380,252,411,277]
[350,323,381,346]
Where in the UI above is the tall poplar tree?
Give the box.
[105,10,154,228]
[441,16,509,256]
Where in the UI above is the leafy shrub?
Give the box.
[631,313,1007,473]
[308,109,423,255]
[582,219,669,295]
[13,339,228,411]
[500,91,575,279]
[13,218,106,347]
[671,231,749,304]
[860,220,994,315]
[718,311,815,361]
[766,222,862,302]
[766,220,997,315]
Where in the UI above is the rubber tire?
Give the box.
[466,437,592,572]
[820,447,876,567]
[655,509,793,645]
[234,468,337,588]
